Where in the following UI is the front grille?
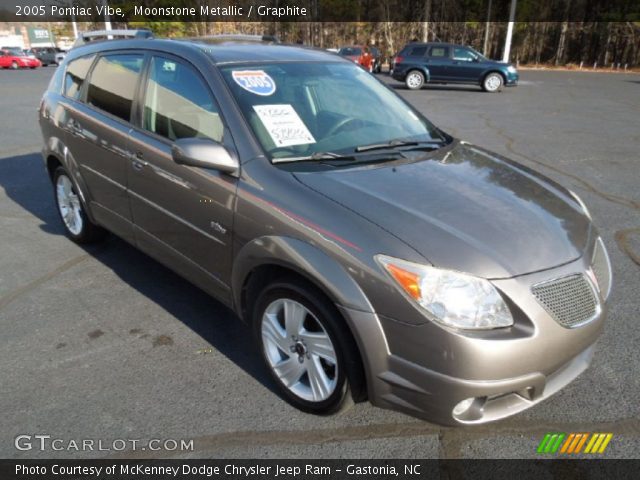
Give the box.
[592,237,611,300]
[532,274,599,328]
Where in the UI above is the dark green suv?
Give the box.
[392,42,519,92]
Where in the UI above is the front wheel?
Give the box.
[10,61,18,70]
[405,70,425,90]
[254,281,364,414]
[53,167,106,244]
[482,72,504,92]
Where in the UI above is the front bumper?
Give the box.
[505,71,519,86]
[341,250,607,425]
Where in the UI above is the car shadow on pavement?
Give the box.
[0,151,278,396]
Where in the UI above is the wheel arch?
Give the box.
[233,236,374,401]
[407,66,430,83]
[482,69,507,84]
[232,236,374,322]
[44,138,97,224]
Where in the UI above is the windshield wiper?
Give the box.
[355,139,447,152]
[272,151,357,164]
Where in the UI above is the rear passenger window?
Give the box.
[143,56,223,142]
[408,46,427,57]
[63,54,95,100]
[86,54,144,122]
[429,46,450,58]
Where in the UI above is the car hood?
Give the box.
[294,141,590,279]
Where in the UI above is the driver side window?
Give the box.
[143,56,223,142]
[453,47,477,62]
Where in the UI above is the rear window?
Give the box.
[63,54,95,100]
[86,54,144,122]
[429,46,450,58]
[339,47,362,56]
[408,46,427,57]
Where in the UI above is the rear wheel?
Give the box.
[254,280,364,414]
[482,72,504,92]
[405,70,425,90]
[53,167,106,244]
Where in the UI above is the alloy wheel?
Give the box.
[56,174,83,235]
[484,74,503,92]
[406,72,424,89]
[261,298,338,402]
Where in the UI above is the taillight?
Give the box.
[394,56,404,64]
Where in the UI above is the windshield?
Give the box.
[220,62,447,162]
[8,49,25,57]
[338,47,361,56]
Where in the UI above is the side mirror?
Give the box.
[171,138,239,175]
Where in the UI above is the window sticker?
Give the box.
[232,70,276,96]
[253,104,316,147]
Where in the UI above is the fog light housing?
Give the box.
[452,397,475,416]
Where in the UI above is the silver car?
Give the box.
[39,37,611,425]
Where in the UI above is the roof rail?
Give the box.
[72,29,153,48]
[185,34,281,45]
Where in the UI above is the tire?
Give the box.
[11,61,18,70]
[52,167,106,244]
[253,279,365,415]
[482,72,504,92]
[405,70,425,90]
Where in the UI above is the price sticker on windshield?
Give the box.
[232,70,276,96]
[253,104,316,147]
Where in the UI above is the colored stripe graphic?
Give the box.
[585,433,613,454]
[537,433,565,453]
[539,432,613,455]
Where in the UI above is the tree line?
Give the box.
[127,21,640,67]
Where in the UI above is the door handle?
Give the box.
[130,151,148,171]
[67,120,82,136]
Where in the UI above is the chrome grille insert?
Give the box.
[532,274,599,328]
[592,237,612,300]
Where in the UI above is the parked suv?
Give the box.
[29,47,64,67]
[392,42,519,92]
[39,38,609,425]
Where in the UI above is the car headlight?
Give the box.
[376,255,513,330]
[507,65,517,73]
[568,189,592,220]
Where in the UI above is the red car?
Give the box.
[0,49,42,69]
[338,45,374,72]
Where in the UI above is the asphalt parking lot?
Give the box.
[1,66,639,459]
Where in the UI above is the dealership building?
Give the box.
[0,23,67,49]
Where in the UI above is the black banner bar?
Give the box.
[1,0,639,23]
[1,459,638,480]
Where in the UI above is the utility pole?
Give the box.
[502,0,516,62]
[102,0,113,34]
[483,0,492,56]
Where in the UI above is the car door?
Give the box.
[0,51,8,68]
[401,44,428,74]
[426,45,452,81]
[450,46,485,82]
[61,52,144,243]
[127,54,237,302]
